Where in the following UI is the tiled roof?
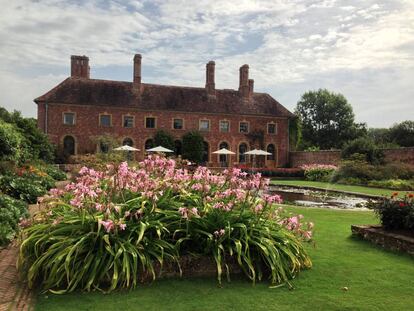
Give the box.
[34,78,294,118]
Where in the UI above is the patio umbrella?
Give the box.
[243,149,271,156]
[243,149,272,168]
[146,145,174,153]
[213,148,235,167]
[113,145,140,151]
[212,148,236,155]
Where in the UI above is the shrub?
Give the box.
[0,194,28,245]
[154,130,175,151]
[0,120,28,163]
[19,156,312,293]
[370,193,414,231]
[41,165,67,181]
[0,108,55,163]
[0,175,48,203]
[182,131,204,163]
[300,164,337,181]
[341,137,384,165]
[70,153,124,171]
[367,179,414,191]
[333,159,414,184]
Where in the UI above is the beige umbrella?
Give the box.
[113,145,140,151]
[146,146,174,153]
[244,149,272,168]
[213,148,235,167]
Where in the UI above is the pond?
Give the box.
[268,186,374,210]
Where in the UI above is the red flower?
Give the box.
[409,193,414,198]
[392,192,399,197]
[399,202,405,207]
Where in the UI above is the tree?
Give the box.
[0,120,27,163]
[341,137,384,165]
[0,108,55,162]
[182,131,204,163]
[295,89,366,150]
[389,120,414,147]
[153,130,175,151]
[288,117,302,151]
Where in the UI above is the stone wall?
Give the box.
[289,147,414,167]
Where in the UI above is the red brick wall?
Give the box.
[40,103,290,167]
[290,148,414,167]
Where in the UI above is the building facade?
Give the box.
[35,54,294,167]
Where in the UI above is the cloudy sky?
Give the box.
[1,0,413,127]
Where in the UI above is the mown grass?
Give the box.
[271,179,411,197]
[35,207,414,311]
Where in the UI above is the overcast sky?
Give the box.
[0,0,413,127]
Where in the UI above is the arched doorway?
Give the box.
[63,135,75,156]
[238,143,248,164]
[123,137,134,160]
[219,141,229,167]
[174,140,182,157]
[267,144,275,161]
[145,138,154,150]
[123,137,133,146]
[202,141,209,164]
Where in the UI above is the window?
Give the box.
[145,117,156,129]
[239,121,249,133]
[123,116,134,128]
[63,113,75,125]
[173,118,183,130]
[267,144,275,161]
[63,136,75,155]
[268,123,277,134]
[100,114,111,127]
[199,120,210,131]
[239,143,248,163]
[219,120,230,132]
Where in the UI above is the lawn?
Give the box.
[35,206,414,311]
[271,179,411,197]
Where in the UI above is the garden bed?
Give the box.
[351,225,414,256]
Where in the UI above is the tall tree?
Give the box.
[295,89,366,150]
[389,120,414,147]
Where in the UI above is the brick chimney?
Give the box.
[248,79,254,98]
[71,55,89,79]
[133,54,142,92]
[239,64,249,99]
[205,61,215,96]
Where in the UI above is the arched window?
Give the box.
[63,135,75,155]
[123,137,133,146]
[239,143,248,163]
[202,141,209,163]
[267,144,275,161]
[145,139,154,150]
[219,141,229,166]
[174,140,182,156]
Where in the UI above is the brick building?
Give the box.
[35,54,294,167]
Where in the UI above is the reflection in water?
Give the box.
[268,186,373,210]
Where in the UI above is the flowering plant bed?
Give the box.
[18,156,313,293]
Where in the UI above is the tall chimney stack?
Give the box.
[205,61,215,96]
[133,54,142,92]
[239,64,249,99]
[71,55,89,79]
[248,79,254,98]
